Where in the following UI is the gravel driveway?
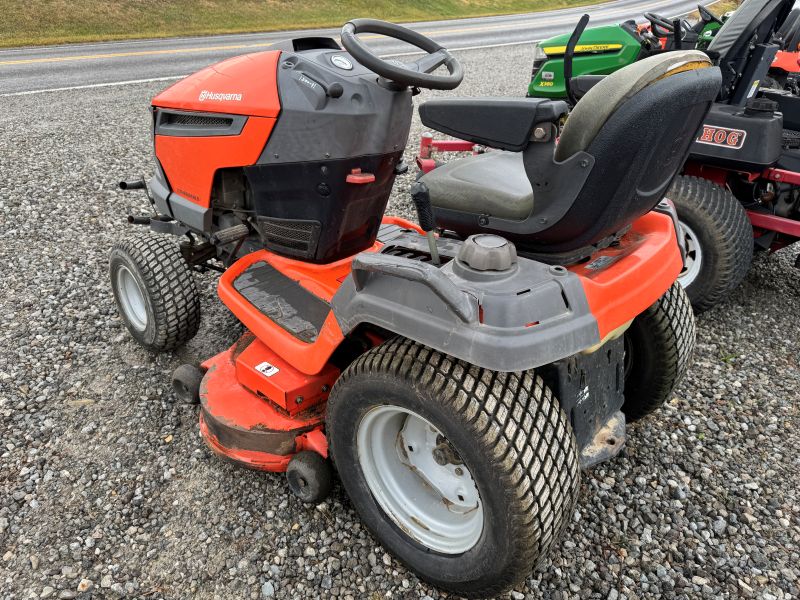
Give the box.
[1,43,799,600]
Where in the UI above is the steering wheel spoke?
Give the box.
[644,11,675,36]
[340,19,463,90]
[410,49,450,74]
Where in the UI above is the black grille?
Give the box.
[258,217,321,259]
[162,112,233,128]
[382,245,452,265]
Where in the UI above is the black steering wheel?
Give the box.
[697,4,723,25]
[340,19,463,90]
[644,12,676,36]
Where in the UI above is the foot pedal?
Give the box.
[213,224,249,245]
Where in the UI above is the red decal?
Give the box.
[699,126,715,142]
[696,125,747,150]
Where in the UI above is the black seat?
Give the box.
[778,9,800,50]
[418,51,722,260]
[706,0,793,102]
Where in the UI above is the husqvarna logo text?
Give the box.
[198,90,243,102]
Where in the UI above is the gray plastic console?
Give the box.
[332,231,600,372]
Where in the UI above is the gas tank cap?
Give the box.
[458,234,517,271]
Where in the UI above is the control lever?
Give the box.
[673,19,682,50]
[409,181,440,266]
[119,180,146,190]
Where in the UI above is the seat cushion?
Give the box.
[419,151,533,220]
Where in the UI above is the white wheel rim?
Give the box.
[678,221,703,288]
[357,406,483,554]
[116,265,148,332]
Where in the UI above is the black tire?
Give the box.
[172,364,204,404]
[623,282,695,421]
[286,451,334,504]
[110,232,201,352]
[668,175,753,312]
[327,337,580,598]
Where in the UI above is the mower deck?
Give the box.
[199,333,329,472]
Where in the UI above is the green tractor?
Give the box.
[527,6,728,100]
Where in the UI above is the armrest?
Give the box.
[419,97,569,152]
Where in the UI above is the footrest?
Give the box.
[232,260,331,343]
[213,223,250,245]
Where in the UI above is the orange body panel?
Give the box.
[153,51,282,118]
[151,50,282,206]
[219,214,678,372]
[218,249,363,376]
[217,217,422,375]
[570,211,682,339]
[235,337,339,416]
[771,50,800,73]
[154,116,275,207]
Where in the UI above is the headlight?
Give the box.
[532,44,548,61]
[531,44,550,79]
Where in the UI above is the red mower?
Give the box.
[111,20,719,596]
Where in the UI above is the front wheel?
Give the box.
[668,175,753,312]
[110,233,201,352]
[622,283,695,421]
[327,337,580,598]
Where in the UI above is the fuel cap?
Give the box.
[457,234,517,271]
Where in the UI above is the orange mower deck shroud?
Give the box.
[198,212,682,471]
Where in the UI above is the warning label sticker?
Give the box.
[255,362,280,377]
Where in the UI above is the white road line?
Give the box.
[0,76,186,97]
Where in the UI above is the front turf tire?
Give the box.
[622,283,695,421]
[668,175,753,312]
[110,233,201,352]
[327,337,580,598]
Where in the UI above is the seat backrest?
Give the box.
[706,0,793,100]
[528,51,721,254]
[555,50,712,161]
[779,8,800,50]
[777,8,800,46]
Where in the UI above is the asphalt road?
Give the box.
[1,0,708,96]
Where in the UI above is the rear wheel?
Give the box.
[110,233,201,352]
[622,283,695,421]
[327,337,580,598]
[668,175,753,312]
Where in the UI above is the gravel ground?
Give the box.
[1,42,799,600]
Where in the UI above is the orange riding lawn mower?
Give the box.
[112,19,720,597]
